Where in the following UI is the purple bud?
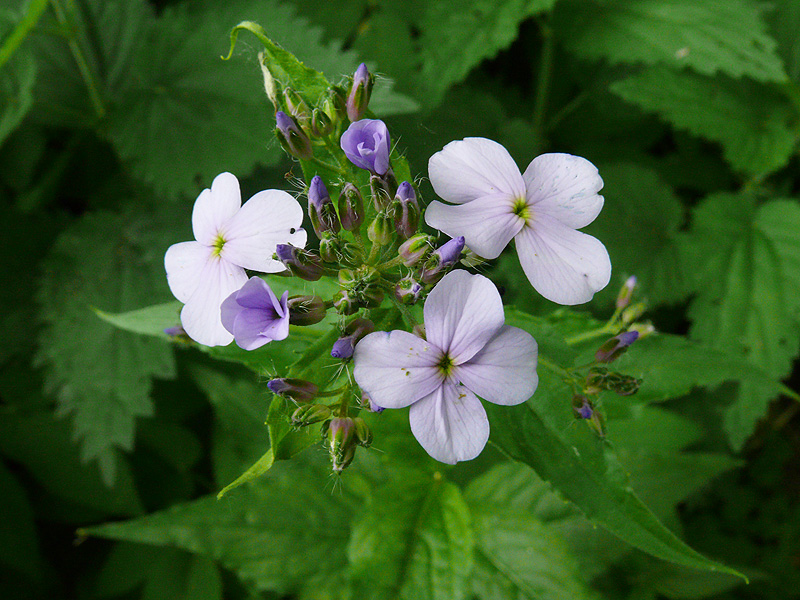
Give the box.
[220,277,290,350]
[361,393,384,413]
[275,243,324,281]
[267,378,319,403]
[395,276,423,305]
[340,119,390,175]
[595,330,640,363]
[420,236,465,284]
[346,63,373,122]
[572,395,594,420]
[616,275,637,309]
[398,234,434,267]
[163,325,186,337]
[276,111,312,159]
[308,176,340,236]
[331,318,375,360]
[338,183,365,231]
[393,182,419,239]
[287,295,327,326]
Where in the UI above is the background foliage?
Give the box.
[2,0,800,598]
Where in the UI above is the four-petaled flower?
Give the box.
[425,138,611,305]
[164,172,306,346]
[221,277,290,350]
[353,270,538,464]
[340,119,391,175]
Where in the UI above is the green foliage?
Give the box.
[0,11,36,145]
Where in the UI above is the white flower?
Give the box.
[353,270,538,464]
[164,172,306,346]
[425,138,611,305]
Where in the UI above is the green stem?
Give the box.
[50,0,106,119]
[366,240,383,265]
[0,0,49,69]
[308,156,346,177]
[376,254,405,272]
[289,326,341,379]
[565,327,615,346]
[537,355,573,381]
[532,19,555,136]
[780,383,800,404]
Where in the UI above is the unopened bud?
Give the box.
[308,176,340,236]
[322,85,347,123]
[283,88,310,123]
[586,367,641,397]
[275,244,324,281]
[361,392,384,413]
[616,276,637,310]
[333,290,359,315]
[367,211,393,245]
[393,181,420,239]
[370,174,394,210]
[595,331,639,363]
[395,275,423,305]
[572,394,594,420]
[287,295,327,326]
[275,111,312,159]
[346,62,374,122]
[621,302,646,326]
[398,234,434,267]
[319,233,343,264]
[629,322,656,338]
[353,417,373,447]
[339,183,365,231]
[331,318,375,359]
[310,108,334,137]
[292,404,331,427]
[326,417,357,472]
[267,378,318,403]
[420,236,465,284]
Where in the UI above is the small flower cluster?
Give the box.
[164,62,627,472]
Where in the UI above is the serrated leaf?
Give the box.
[556,0,787,82]
[348,472,474,600]
[682,195,800,448]
[767,0,800,83]
[611,67,797,177]
[85,456,354,597]
[36,208,178,484]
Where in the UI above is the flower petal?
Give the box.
[231,305,289,350]
[515,215,611,305]
[455,325,538,405]
[423,270,504,364]
[429,137,526,205]
[523,153,604,229]
[192,172,242,245]
[221,189,307,272]
[164,241,212,303]
[353,330,443,409]
[180,256,247,346]
[424,196,524,259]
[409,384,489,464]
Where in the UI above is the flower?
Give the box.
[353,270,538,464]
[220,277,290,350]
[340,119,390,175]
[425,138,611,305]
[164,172,306,346]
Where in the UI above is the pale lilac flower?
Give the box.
[164,172,306,346]
[425,138,611,305]
[353,270,538,464]
[340,119,390,175]
[220,277,290,350]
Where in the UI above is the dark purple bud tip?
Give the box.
[347,63,373,122]
[421,236,465,284]
[275,111,312,159]
[595,330,640,363]
[164,325,186,337]
[331,337,356,360]
[572,395,594,420]
[267,377,319,403]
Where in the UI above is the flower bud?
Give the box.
[287,295,327,326]
[275,111,312,159]
[346,63,374,122]
[333,290,359,315]
[331,318,375,360]
[361,392,384,413]
[395,275,423,305]
[275,244,324,281]
[621,302,646,326]
[292,404,331,427]
[629,322,656,338]
[586,367,641,397]
[267,378,318,403]
[308,176,340,236]
[326,417,357,473]
[341,119,390,175]
[319,233,343,264]
[310,107,334,137]
[595,331,639,363]
[367,211,393,245]
[393,181,420,239]
[283,87,311,123]
[616,276,637,310]
[572,394,594,420]
[323,85,348,123]
[420,236,465,284]
[339,183,365,231]
[398,234,434,267]
[259,52,281,110]
[353,417,373,447]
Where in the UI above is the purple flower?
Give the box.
[220,277,290,350]
[354,270,539,464]
[340,119,391,175]
[595,330,639,363]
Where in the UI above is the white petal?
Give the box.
[423,270,504,364]
[523,153,604,229]
[221,189,307,272]
[455,326,538,405]
[429,137,526,205]
[409,384,489,464]
[180,256,247,346]
[424,196,524,260]
[353,330,444,409]
[192,172,242,245]
[164,241,212,303]
[515,215,611,305]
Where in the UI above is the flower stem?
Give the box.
[565,327,614,346]
[376,254,405,272]
[537,355,573,380]
[308,156,347,177]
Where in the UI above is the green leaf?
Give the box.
[610,67,797,177]
[85,456,354,597]
[36,208,178,484]
[348,471,474,600]
[0,9,37,145]
[682,195,800,448]
[766,0,800,83]
[555,0,787,82]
